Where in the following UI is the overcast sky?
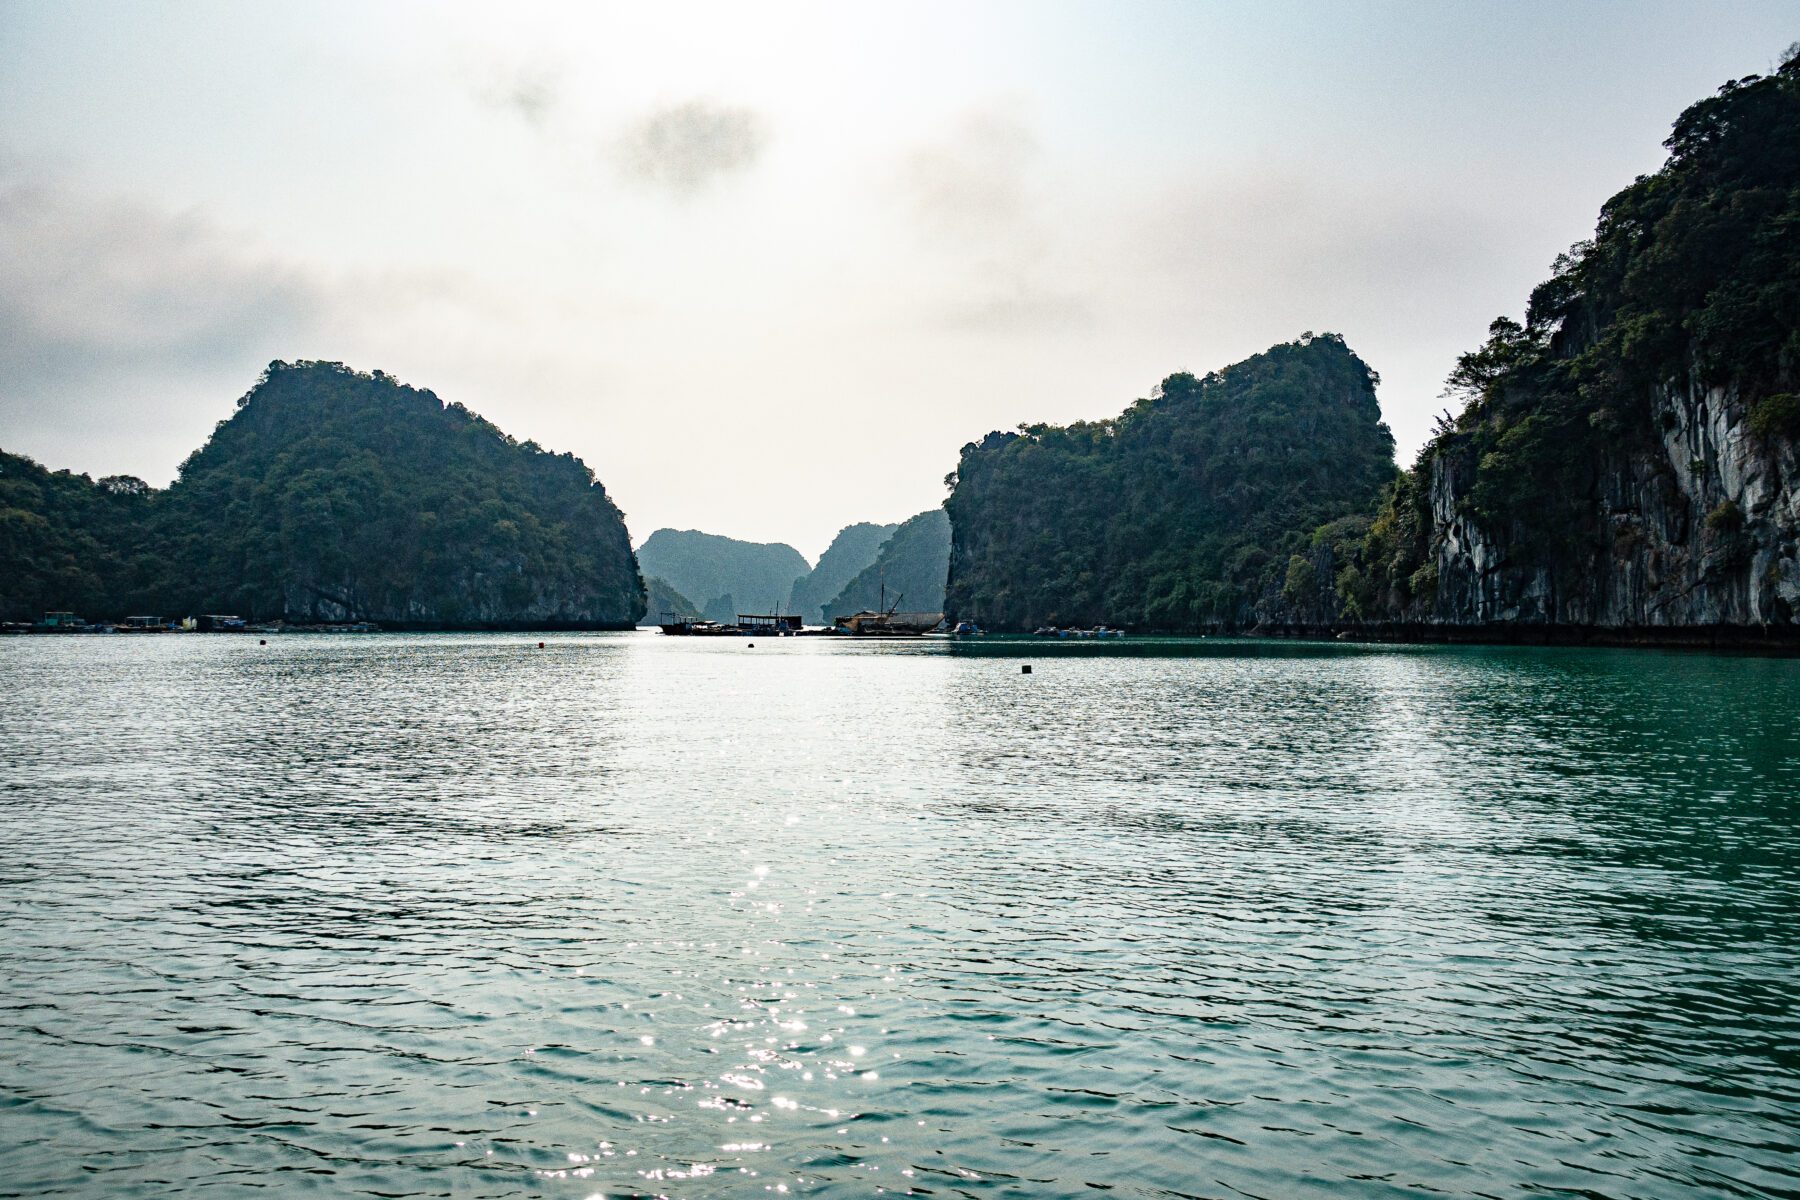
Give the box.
[1,2,1794,560]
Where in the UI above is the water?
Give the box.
[2,633,1797,1199]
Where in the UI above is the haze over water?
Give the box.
[2,633,1797,1198]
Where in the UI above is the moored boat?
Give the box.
[833,610,944,636]
[658,612,806,636]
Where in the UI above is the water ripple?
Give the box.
[0,634,1796,1198]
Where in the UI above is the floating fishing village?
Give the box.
[5,605,1123,640]
[656,603,955,638]
[3,612,382,635]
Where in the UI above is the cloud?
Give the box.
[611,100,767,194]
[0,169,328,392]
[1118,169,1511,319]
[472,61,561,128]
[901,108,1038,245]
[0,165,338,477]
[0,165,498,479]
[937,281,1093,335]
[896,106,1092,334]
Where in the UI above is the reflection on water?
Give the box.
[1,634,1796,1198]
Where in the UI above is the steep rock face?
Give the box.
[278,568,633,629]
[1286,59,1800,643]
[1423,377,1799,629]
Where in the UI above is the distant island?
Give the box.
[827,509,951,620]
[643,575,702,625]
[634,528,812,624]
[789,521,898,626]
[0,361,644,629]
[629,517,951,628]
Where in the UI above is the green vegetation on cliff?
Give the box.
[1,361,645,627]
[1342,54,1800,623]
[0,453,156,621]
[944,335,1395,631]
[825,509,950,618]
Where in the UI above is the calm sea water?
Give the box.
[1,633,1797,1199]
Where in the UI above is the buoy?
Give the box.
[259,639,267,646]
[1021,664,1032,674]
[538,641,545,649]
[748,642,755,648]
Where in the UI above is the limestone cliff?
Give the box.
[1416,376,1799,632]
[790,521,898,625]
[1267,58,1800,644]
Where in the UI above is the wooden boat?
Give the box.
[658,616,725,635]
[829,577,942,636]
[658,612,805,636]
[833,609,944,636]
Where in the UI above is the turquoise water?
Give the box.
[1,633,1797,1198]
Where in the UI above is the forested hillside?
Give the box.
[0,452,155,621]
[944,335,1395,631]
[1,361,645,628]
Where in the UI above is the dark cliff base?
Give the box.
[1237,622,1800,652]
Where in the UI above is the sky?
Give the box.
[1,2,1795,561]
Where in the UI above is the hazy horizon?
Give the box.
[2,1,1795,559]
